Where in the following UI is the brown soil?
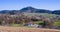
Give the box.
[0,26,60,32]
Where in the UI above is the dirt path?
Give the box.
[0,26,60,32]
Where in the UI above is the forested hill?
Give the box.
[0,7,60,15]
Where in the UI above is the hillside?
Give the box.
[0,7,60,15]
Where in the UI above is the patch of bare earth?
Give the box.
[0,26,60,32]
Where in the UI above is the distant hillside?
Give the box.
[52,10,60,15]
[0,6,60,15]
[20,7,51,13]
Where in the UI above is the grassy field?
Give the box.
[54,20,60,26]
[24,13,59,18]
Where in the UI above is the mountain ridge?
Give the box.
[0,6,60,15]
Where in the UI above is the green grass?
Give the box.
[24,26,34,28]
[9,24,35,28]
[24,13,59,18]
[54,20,60,26]
[9,24,23,27]
[34,21,43,24]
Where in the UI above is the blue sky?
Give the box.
[0,0,60,10]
